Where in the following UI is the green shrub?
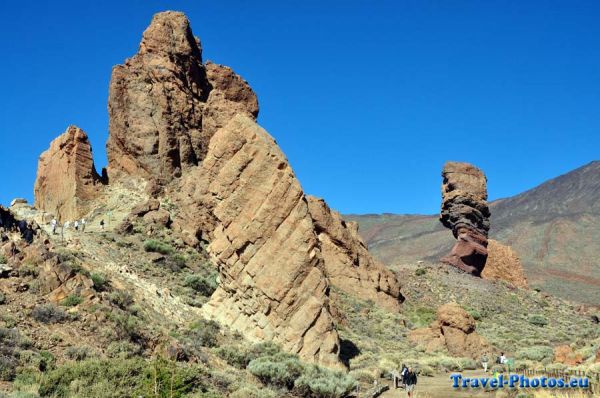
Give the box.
[0,292,5,305]
[458,358,478,370]
[0,355,17,381]
[90,273,108,292]
[415,268,426,276]
[517,346,554,362]
[143,240,174,255]
[66,346,95,361]
[184,274,218,297]
[38,358,207,398]
[294,365,357,398]
[108,290,134,310]
[407,306,437,328]
[31,304,68,323]
[248,353,304,389]
[185,319,221,349]
[61,295,83,307]
[216,342,281,369]
[18,263,39,278]
[106,341,142,359]
[0,255,7,264]
[528,314,548,327]
[229,385,277,398]
[466,307,482,321]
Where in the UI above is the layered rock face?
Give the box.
[306,196,403,311]
[409,303,490,359]
[34,126,105,221]
[106,11,258,182]
[175,115,340,366]
[440,162,490,276]
[482,239,528,288]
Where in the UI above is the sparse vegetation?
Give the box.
[143,239,174,255]
[61,294,83,307]
[184,273,218,297]
[528,314,549,327]
[31,304,68,324]
[90,272,108,291]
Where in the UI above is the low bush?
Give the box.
[66,346,96,361]
[517,346,554,362]
[415,268,427,276]
[216,342,281,369]
[407,306,437,328]
[31,304,68,323]
[0,292,5,305]
[38,358,208,398]
[106,341,142,359]
[61,295,83,307]
[528,314,548,327]
[184,273,218,297]
[108,290,134,310]
[143,240,174,255]
[295,365,357,398]
[187,319,221,348]
[248,352,304,389]
[90,273,108,292]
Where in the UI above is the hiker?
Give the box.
[400,364,408,388]
[405,367,417,398]
[100,219,105,230]
[481,352,489,373]
[81,218,86,232]
[74,220,79,231]
[51,219,57,235]
[499,352,507,365]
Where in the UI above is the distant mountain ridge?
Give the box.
[346,161,600,304]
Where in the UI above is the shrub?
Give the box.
[229,385,277,398]
[248,353,304,389]
[517,346,554,362]
[0,355,17,381]
[294,365,357,398]
[216,342,281,369]
[143,240,174,255]
[106,341,142,359]
[458,358,478,370]
[0,292,5,305]
[184,319,221,349]
[466,307,482,321]
[31,304,68,323]
[66,346,95,361]
[108,290,134,310]
[18,263,39,278]
[38,358,207,398]
[418,365,435,377]
[0,255,7,264]
[407,306,437,328]
[61,295,83,307]
[90,273,108,292]
[184,273,218,297]
[415,268,426,276]
[528,314,548,327]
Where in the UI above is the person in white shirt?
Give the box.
[499,353,507,365]
[81,218,86,232]
[74,220,79,231]
[51,219,57,235]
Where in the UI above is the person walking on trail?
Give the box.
[100,219,105,230]
[405,367,417,398]
[499,352,507,365]
[481,352,489,373]
[400,364,408,388]
[51,219,57,235]
[74,220,79,231]
[81,218,86,232]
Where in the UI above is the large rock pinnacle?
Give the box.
[439,161,490,275]
[106,11,258,183]
[34,126,105,221]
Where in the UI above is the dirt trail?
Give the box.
[379,371,500,398]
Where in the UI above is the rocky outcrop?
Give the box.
[306,196,403,311]
[440,162,490,276]
[553,345,583,366]
[482,240,528,288]
[409,303,490,359]
[106,11,258,183]
[34,126,105,221]
[175,114,340,366]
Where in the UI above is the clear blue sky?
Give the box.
[1,1,599,214]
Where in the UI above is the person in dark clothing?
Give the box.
[400,364,408,388]
[405,367,417,398]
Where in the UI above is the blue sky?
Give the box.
[1,1,598,214]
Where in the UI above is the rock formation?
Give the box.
[409,303,490,359]
[482,240,528,288]
[306,196,403,311]
[32,11,403,367]
[175,115,340,366]
[553,345,583,366]
[440,161,490,276]
[34,126,105,221]
[106,11,258,182]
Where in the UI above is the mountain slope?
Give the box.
[347,161,600,304]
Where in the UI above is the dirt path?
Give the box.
[379,371,498,398]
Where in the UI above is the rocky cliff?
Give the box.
[440,162,490,276]
[32,11,402,366]
[34,126,105,221]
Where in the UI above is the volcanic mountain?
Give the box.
[346,161,600,304]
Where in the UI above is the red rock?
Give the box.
[440,162,490,276]
[34,126,105,221]
[554,345,583,366]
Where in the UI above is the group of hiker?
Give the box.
[50,218,105,235]
[396,365,418,397]
[481,352,508,373]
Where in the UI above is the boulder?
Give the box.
[409,303,490,359]
[482,240,528,288]
[34,126,105,221]
[440,162,490,276]
[106,11,258,182]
